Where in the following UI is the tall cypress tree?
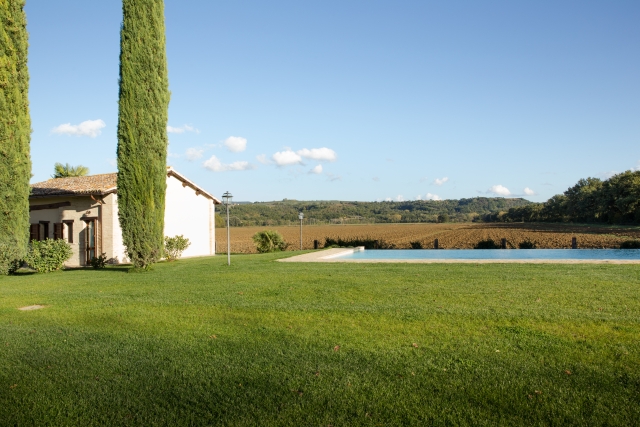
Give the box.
[117,0,169,269]
[0,0,31,275]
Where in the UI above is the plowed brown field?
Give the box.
[216,223,640,253]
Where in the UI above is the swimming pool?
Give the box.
[331,248,640,261]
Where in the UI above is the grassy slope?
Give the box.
[1,254,639,426]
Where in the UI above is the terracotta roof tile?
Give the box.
[30,173,118,197]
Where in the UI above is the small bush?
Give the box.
[164,235,191,261]
[518,239,537,249]
[410,241,423,249]
[253,230,288,253]
[437,214,449,223]
[474,239,500,249]
[91,253,108,269]
[24,239,73,273]
[324,237,394,249]
[620,240,640,249]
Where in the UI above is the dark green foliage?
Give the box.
[324,237,394,249]
[494,171,640,224]
[52,162,89,178]
[437,213,449,223]
[620,240,640,249]
[0,0,31,274]
[409,240,423,249]
[116,0,170,269]
[474,239,500,249]
[164,235,191,261]
[252,230,288,253]
[90,253,108,269]
[518,239,537,249]
[24,239,73,273]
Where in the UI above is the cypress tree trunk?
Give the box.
[0,0,31,275]
[117,0,170,269]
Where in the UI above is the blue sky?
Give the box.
[25,1,639,202]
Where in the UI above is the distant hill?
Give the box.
[220,197,533,227]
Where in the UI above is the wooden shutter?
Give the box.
[53,223,63,240]
[29,224,39,241]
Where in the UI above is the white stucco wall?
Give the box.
[164,175,216,257]
[109,194,128,264]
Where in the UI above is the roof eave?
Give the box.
[167,167,222,204]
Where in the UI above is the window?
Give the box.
[63,221,74,243]
[40,221,50,240]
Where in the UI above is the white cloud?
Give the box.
[433,177,449,186]
[272,150,303,166]
[52,119,105,138]
[385,197,392,202]
[168,152,181,159]
[416,195,422,200]
[310,164,323,174]
[106,158,117,167]
[488,185,512,196]
[186,147,204,161]
[326,173,341,181]
[224,136,247,152]
[523,187,536,196]
[396,195,404,202]
[167,124,199,134]
[297,147,337,162]
[203,155,255,172]
[425,193,441,201]
[268,147,338,167]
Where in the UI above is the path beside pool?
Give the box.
[278,247,640,264]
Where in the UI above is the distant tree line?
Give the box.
[220,197,531,227]
[483,171,640,224]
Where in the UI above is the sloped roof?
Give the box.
[30,168,221,204]
[30,173,118,197]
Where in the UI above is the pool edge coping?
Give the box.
[277,248,640,264]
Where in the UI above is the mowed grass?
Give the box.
[1,254,639,426]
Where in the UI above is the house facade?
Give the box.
[29,167,221,266]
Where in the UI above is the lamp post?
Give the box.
[298,211,304,250]
[222,191,233,265]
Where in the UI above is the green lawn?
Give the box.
[1,253,639,426]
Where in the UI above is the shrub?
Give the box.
[518,239,537,249]
[91,253,108,269]
[620,240,640,249]
[410,241,423,249]
[164,235,191,261]
[324,237,394,249]
[437,214,449,223]
[474,239,500,249]
[24,239,73,273]
[253,230,288,253]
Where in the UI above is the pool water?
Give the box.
[335,249,640,260]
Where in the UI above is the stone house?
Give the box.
[29,167,221,266]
